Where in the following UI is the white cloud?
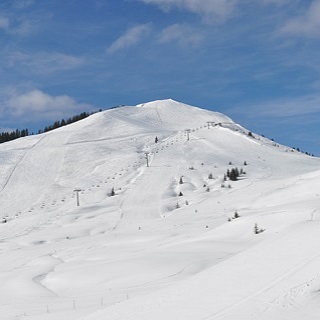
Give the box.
[158,24,203,46]
[139,0,238,23]
[107,24,152,54]
[0,16,9,30]
[280,0,320,37]
[5,89,91,120]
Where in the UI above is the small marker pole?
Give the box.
[145,152,149,167]
[185,129,191,141]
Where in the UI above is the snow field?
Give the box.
[0,99,320,319]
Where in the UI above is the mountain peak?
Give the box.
[132,98,233,131]
[136,98,185,108]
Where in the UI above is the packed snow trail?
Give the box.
[117,134,185,227]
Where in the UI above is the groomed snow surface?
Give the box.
[1,99,320,320]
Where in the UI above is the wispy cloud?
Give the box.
[158,24,204,46]
[139,0,238,23]
[6,51,85,74]
[0,1,49,37]
[0,16,10,30]
[280,0,320,38]
[107,23,152,54]
[9,19,34,36]
[260,0,290,5]
[13,0,35,9]
[0,6,30,34]
[0,16,39,36]
[235,94,320,119]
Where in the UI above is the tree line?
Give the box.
[38,112,90,134]
[0,111,91,145]
[0,129,29,144]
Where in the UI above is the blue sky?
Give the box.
[1,0,320,155]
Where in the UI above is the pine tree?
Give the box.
[254,223,265,234]
[229,168,238,181]
[233,210,240,219]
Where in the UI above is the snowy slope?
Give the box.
[1,99,320,320]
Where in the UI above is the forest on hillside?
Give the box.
[0,112,90,144]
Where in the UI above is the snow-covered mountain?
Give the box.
[1,99,320,320]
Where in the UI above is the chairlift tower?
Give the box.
[74,189,81,206]
[206,121,215,129]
